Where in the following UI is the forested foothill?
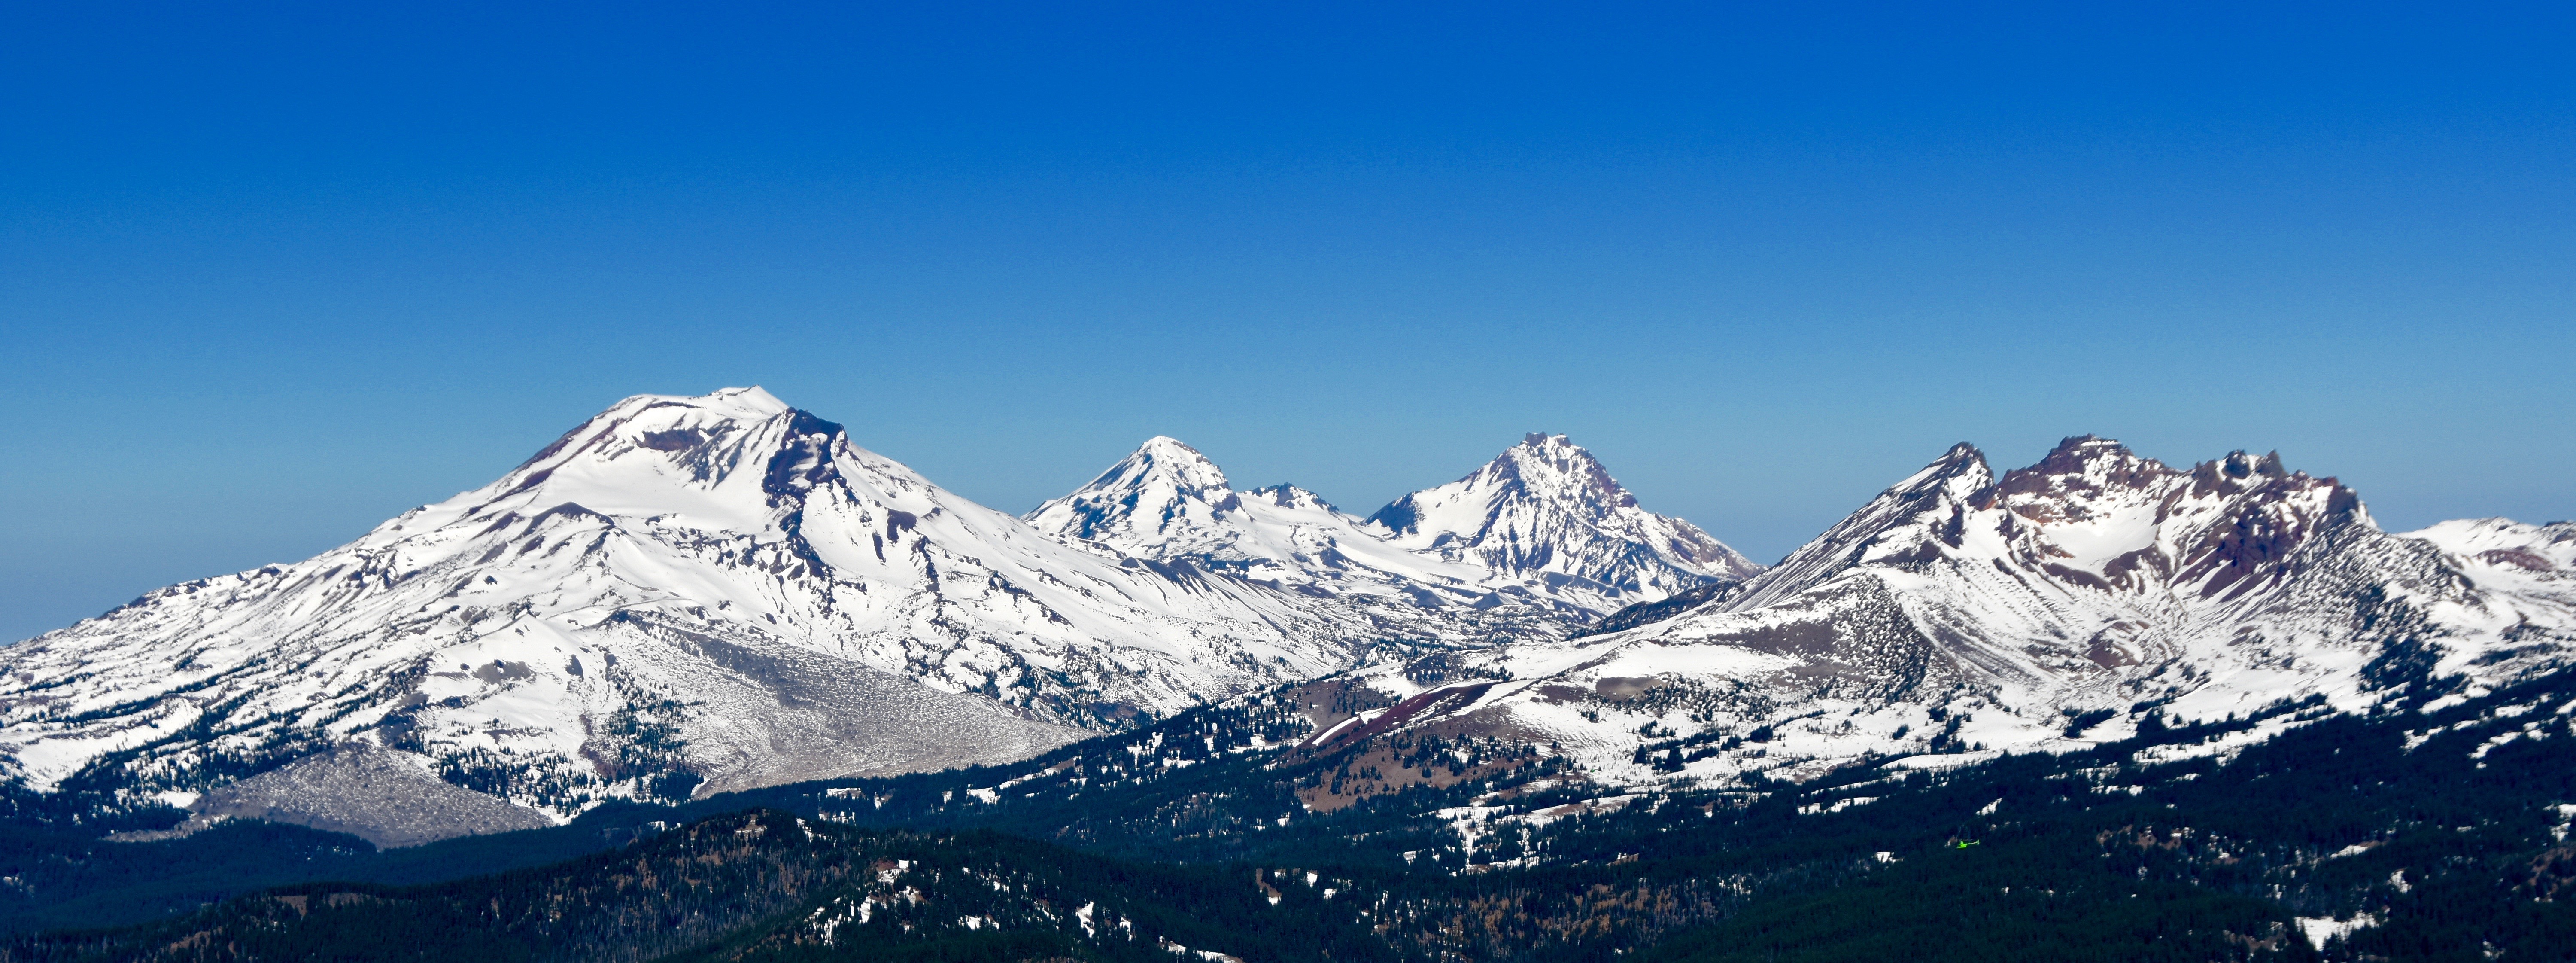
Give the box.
[3,663,2571,962]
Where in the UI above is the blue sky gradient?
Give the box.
[4,2,2571,641]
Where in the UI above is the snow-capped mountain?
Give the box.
[14,402,2567,850]
[1027,437,1591,631]
[1308,436,2576,789]
[1364,433,1761,610]
[0,389,1371,828]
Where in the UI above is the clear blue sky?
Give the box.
[4,2,2571,642]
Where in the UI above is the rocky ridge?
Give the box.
[1297,436,2576,792]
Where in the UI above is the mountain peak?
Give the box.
[510,387,796,466]
[699,385,790,413]
[2032,434,2146,470]
[1934,441,1988,469]
[1024,437,1240,545]
[1367,434,1760,601]
[2045,433,2120,457]
[456,387,858,536]
[1994,435,2169,499]
[1879,442,1991,497]
[1484,433,1628,507]
[1097,436,1231,498]
[2213,448,2290,480]
[590,386,794,428]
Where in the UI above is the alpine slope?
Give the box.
[1295,436,2576,791]
[0,389,1742,837]
[0,390,1345,822]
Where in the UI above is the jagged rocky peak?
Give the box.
[1742,434,2373,613]
[1501,432,1636,507]
[1370,434,1633,530]
[1366,432,1762,601]
[1989,434,2169,500]
[1979,438,2363,601]
[1719,441,1993,609]
[1981,435,2331,512]
[1882,441,1994,504]
[1968,435,2193,542]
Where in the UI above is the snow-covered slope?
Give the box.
[1363,434,1761,611]
[2406,517,2576,608]
[17,409,2563,844]
[1312,436,2576,789]
[0,389,1366,827]
[1025,438,1587,632]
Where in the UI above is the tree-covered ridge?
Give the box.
[8,667,2575,961]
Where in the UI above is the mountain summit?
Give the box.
[1366,433,1761,606]
[1024,436,1246,555]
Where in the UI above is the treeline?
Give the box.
[9,666,2576,960]
[11,668,2576,960]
